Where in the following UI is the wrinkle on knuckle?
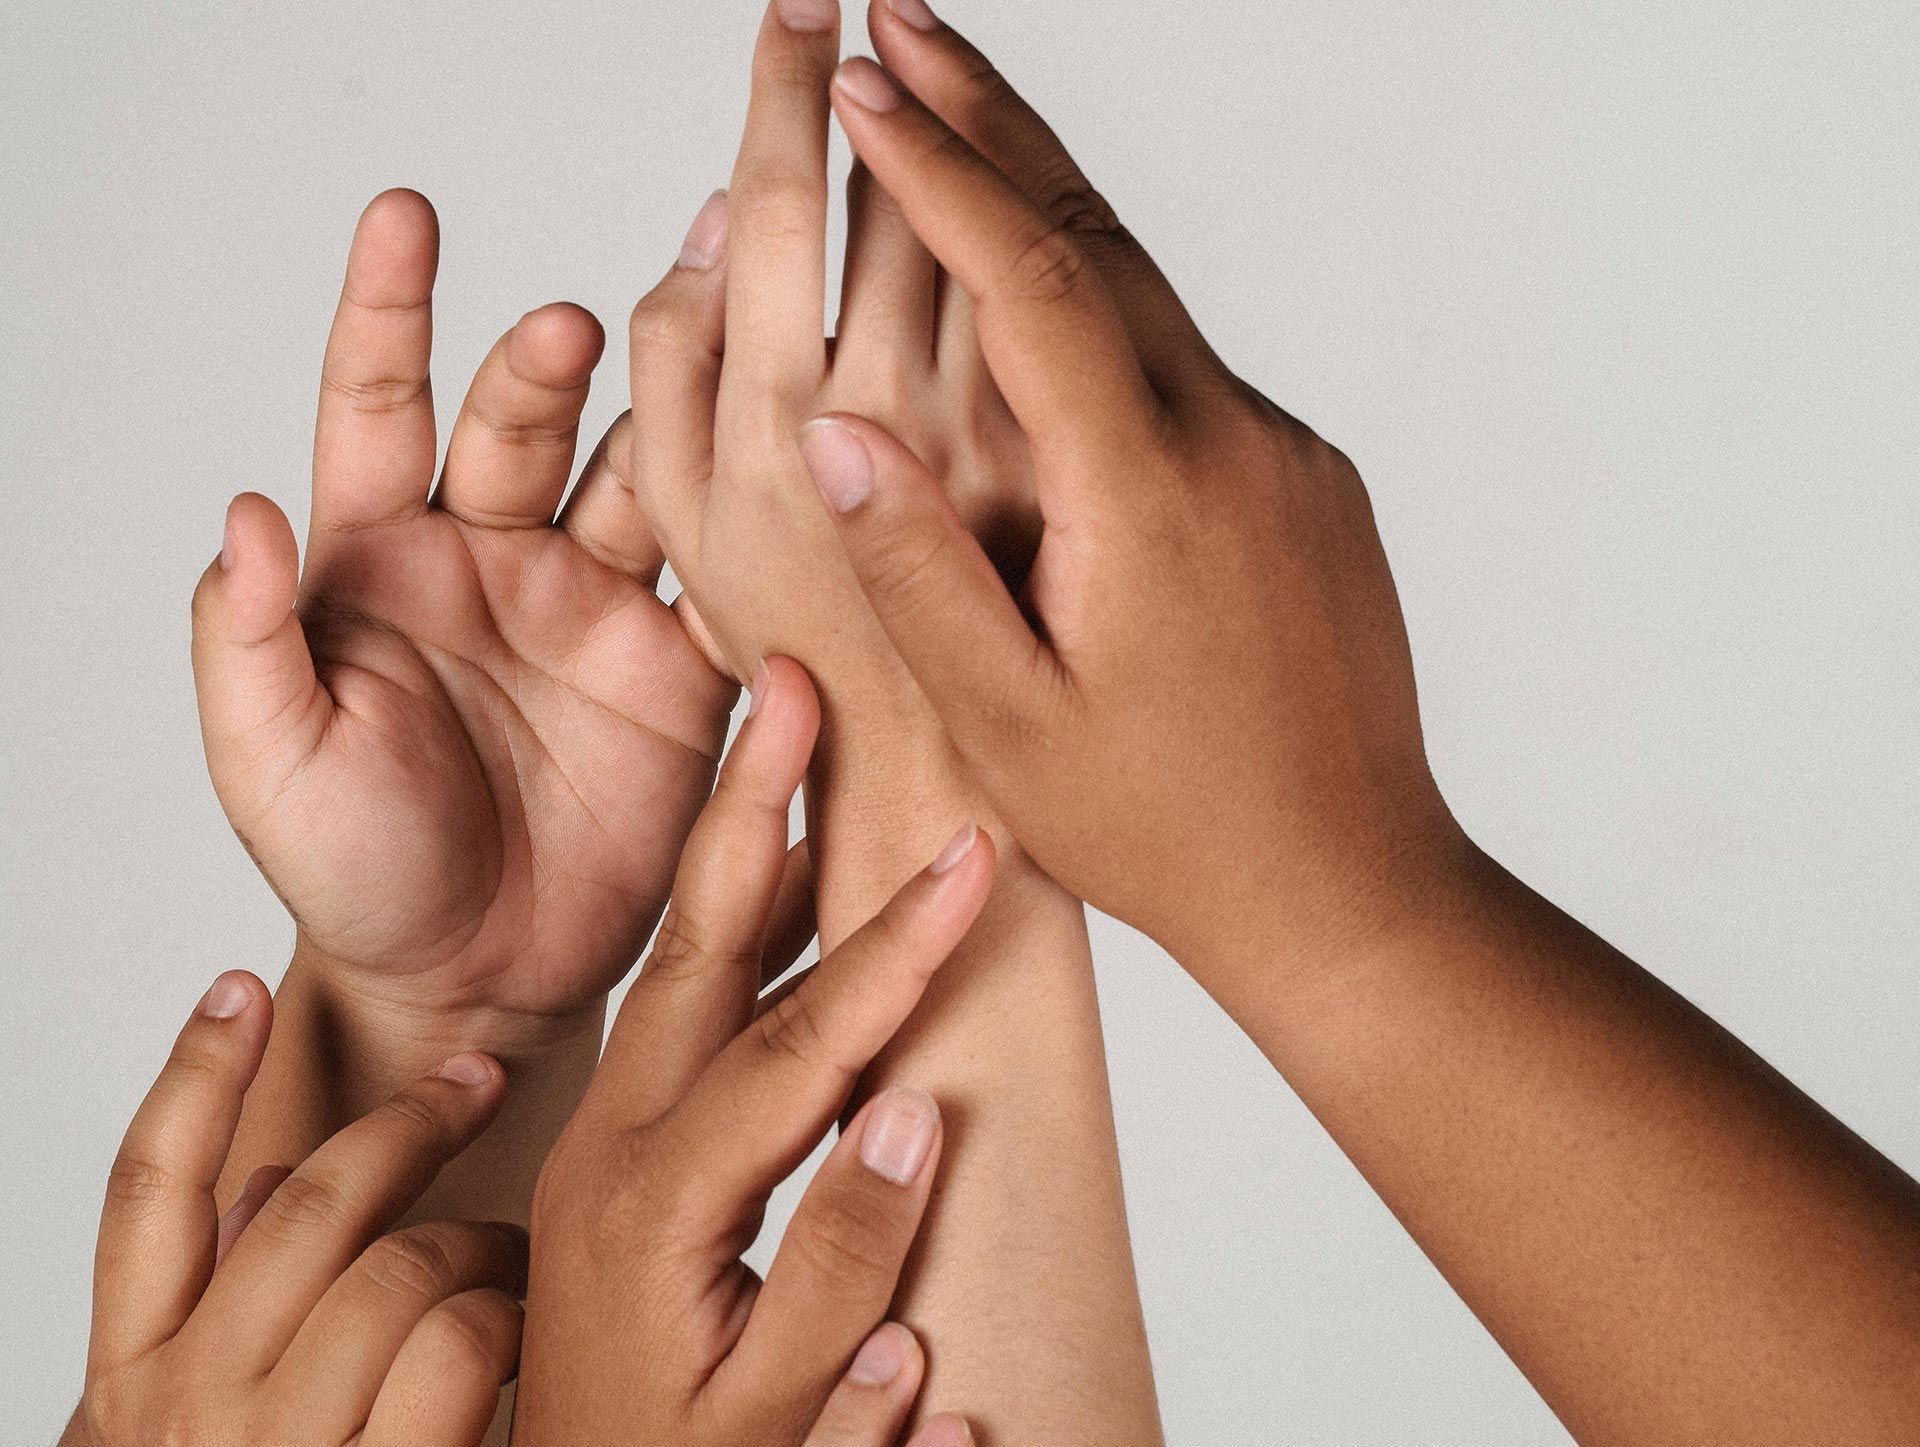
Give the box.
[103,1153,176,1218]
[628,299,695,358]
[793,1189,899,1284]
[859,522,957,623]
[756,989,830,1071]
[426,1294,510,1381]
[319,371,429,416]
[260,1171,351,1236]
[361,1226,459,1304]
[1006,224,1087,306]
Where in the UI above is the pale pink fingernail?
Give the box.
[889,0,940,31]
[799,418,875,513]
[859,1086,939,1185]
[747,659,771,718]
[197,971,253,1020]
[926,822,977,876]
[834,58,904,114]
[677,190,729,271]
[435,1052,497,1086]
[908,1414,974,1446]
[848,1323,911,1386]
[219,509,237,572]
[776,0,837,32]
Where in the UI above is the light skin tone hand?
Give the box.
[190,189,737,1225]
[515,659,982,1447]
[797,5,1920,1442]
[619,2,1161,1438]
[64,971,524,1447]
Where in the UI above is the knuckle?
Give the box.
[424,1294,513,1382]
[258,1170,352,1236]
[1036,171,1123,239]
[360,1225,461,1304]
[793,1186,902,1285]
[377,1087,448,1141]
[102,1152,175,1218]
[319,369,429,416]
[644,911,716,985]
[730,170,824,242]
[1006,223,1088,305]
[628,294,695,357]
[755,988,831,1071]
[466,404,575,452]
[858,518,958,618]
[956,50,1014,109]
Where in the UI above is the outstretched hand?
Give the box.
[191,191,736,1022]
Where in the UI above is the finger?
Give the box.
[217,1164,292,1265]
[628,191,729,542]
[799,414,1061,787]
[829,58,1161,467]
[555,411,667,583]
[271,1220,527,1438]
[359,1289,523,1447]
[90,971,271,1369]
[661,823,992,1214]
[192,493,333,826]
[311,188,438,535]
[435,303,604,528]
[797,1322,927,1447]
[835,160,940,367]
[868,0,1214,385]
[586,658,820,1123]
[721,0,840,387]
[726,1089,941,1411]
[191,1053,508,1372]
[761,835,818,989]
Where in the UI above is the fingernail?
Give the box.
[219,510,237,572]
[860,1086,939,1185]
[848,1323,909,1386]
[677,190,729,271]
[197,971,252,1020]
[909,1417,974,1447]
[747,659,771,718]
[834,58,904,114]
[776,0,837,31]
[799,418,875,513]
[435,1052,496,1086]
[888,0,940,31]
[927,822,977,876]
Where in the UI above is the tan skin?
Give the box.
[791,5,1920,1442]
[190,190,742,1228]
[618,1,1159,1439]
[63,971,526,1447]
[516,660,981,1447]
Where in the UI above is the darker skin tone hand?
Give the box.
[794,3,1920,1442]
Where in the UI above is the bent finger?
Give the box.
[359,1288,523,1447]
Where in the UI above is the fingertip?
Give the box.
[509,302,605,387]
[195,968,267,1022]
[347,189,439,300]
[208,493,299,637]
[434,1051,505,1090]
[833,56,905,114]
[909,1413,975,1447]
[847,1319,926,1391]
[746,655,822,738]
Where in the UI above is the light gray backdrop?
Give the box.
[3,1,1916,1442]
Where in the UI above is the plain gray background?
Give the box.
[4,0,1916,1441]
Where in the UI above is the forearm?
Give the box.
[219,939,604,1228]
[811,745,1162,1446]
[1205,840,1920,1444]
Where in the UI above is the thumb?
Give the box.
[190,493,329,816]
[799,412,1057,776]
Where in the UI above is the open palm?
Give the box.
[192,191,735,1018]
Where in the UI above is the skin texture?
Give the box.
[189,189,739,1228]
[618,2,1160,1439]
[514,660,984,1447]
[63,972,525,1447]
[798,4,1920,1443]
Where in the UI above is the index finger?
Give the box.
[828,58,1162,463]
[658,823,994,1216]
[89,971,272,1369]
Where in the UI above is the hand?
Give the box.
[797,2,1470,980]
[624,0,1036,883]
[514,658,991,1447]
[64,973,524,1447]
[191,189,735,1026]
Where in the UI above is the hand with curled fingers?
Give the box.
[513,658,984,1447]
[191,188,738,1025]
[62,972,524,1447]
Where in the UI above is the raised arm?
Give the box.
[799,5,1920,1441]
[604,4,1161,1439]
